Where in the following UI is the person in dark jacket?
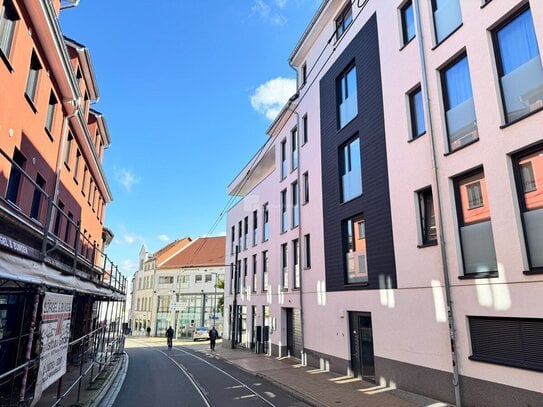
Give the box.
[166,326,174,349]
[208,326,219,351]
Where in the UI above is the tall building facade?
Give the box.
[0,0,125,404]
[132,236,226,338]
[224,1,543,405]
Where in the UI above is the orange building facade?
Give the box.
[0,0,125,404]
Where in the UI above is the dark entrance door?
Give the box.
[349,312,375,383]
[286,308,302,359]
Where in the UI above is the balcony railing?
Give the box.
[433,0,462,43]
[0,146,126,294]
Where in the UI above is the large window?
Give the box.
[262,251,269,291]
[262,203,269,241]
[45,92,57,136]
[337,64,358,128]
[281,189,287,233]
[455,170,497,275]
[335,3,353,39]
[281,243,288,289]
[293,239,300,289]
[514,146,543,269]
[30,174,45,221]
[25,52,42,104]
[252,210,258,246]
[400,1,415,45]
[418,187,437,245]
[432,0,462,44]
[303,171,309,204]
[340,137,362,202]
[0,0,18,60]
[408,86,426,139]
[243,216,248,250]
[494,8,543,123]
[291,127,298,170]
[252,254,257,293]
[6,148,26,205]
[468,316,543,372]
[304,234,311,269]
[280,139,287,180]
[291,181,299,228]
[344,215,368,284]
[441,55,478,151]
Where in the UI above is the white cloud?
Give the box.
[122,232,142,245]
[117,258,139,276]
[250,77,296,121]
[115,168,141,192]
[157,234,170,242]
[250,0,287,25]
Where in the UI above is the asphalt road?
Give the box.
[113,338,309,407]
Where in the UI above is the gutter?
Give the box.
[413,1,462,405]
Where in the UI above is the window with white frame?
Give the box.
[45,91,57,136]
[281,243,288,289]
[291,126,298,170]
[252,210,258,246]
[262,203,269,241]
[281,139,287,179]
[293,239,300,288]
[262,250,269,291]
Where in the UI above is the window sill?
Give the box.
[417,241,438,249]
[24,93,38,113]
[458,271,498,280]
[431,23,463,51]
[0,50,14,72]
[500,106,543,129]
[468,355,542,373]
[444,137,479,156]
[523,268,543,275]
[407,132,426,143]
[303,267,311,270]
[399,36,415,52]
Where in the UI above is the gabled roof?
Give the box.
[153,237,192,266]
[161,236,226,269]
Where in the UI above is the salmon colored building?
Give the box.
[0,0,125,404]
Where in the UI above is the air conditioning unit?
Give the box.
[529,99,543,112]
[451,129,478,150]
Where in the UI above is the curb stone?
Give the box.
[88,353,128,407]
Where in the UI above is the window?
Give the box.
[205,274,212,283]
[252,254,257,293]
[494,8,543,123]
[401,1,415,45]
[25,52,42,104]
[229,263,234,294]
[30,174,45,221]
[81,166,87,194]
[231,225,235,254]
[291,127,298,170]
[281,189,287,233]
[337,65,358,128]
[64,132,73,167]
[432,0,462,44]
[73,149,81,181]
[53,201,64,236]
[293,239,300,288]
[468,316,543,372]
[252,210,258,246]
[159,276,174,284]
[243,216,248,250]
[6,148,25,205]
[195,275,203,283]
[292,181,299,228]
[301,63,307,86]
[303,172,309,204]
[281,243,288,289]
[455,170,497,275]
[0,0,18,60]
[441,55,478,151]
[304,234,311,269]
[238,220,242,249]
[302,114,308,144]
[408,86,426,138]
[344,215,368,284]
[64,212,73,244]
[243,258,248,292]
[335,3,353,39]
[280,139,287,179]
[263,203,269,241]
[340,137,362,202]
[262,251,269,291]
[514,146,543,269]
[418,188,437,245]
[45,92,57,136]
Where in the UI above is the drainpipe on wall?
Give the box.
[413,1,462,406]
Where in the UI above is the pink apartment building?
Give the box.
[224,1,543,406]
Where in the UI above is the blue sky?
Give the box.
[59,0,320,275]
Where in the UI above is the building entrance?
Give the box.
[349,312,375,383]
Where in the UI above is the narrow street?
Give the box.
[113,337,309,407]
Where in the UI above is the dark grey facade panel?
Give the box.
[319,14,397,292]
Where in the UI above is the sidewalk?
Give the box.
[44,337,451,406]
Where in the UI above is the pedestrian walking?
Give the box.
[166,326,174,349]
[208,326,219,351]
[146,326,151,337]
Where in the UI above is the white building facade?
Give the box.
[225,1,543,405]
